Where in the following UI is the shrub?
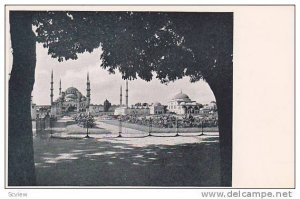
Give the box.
[73,113,95,128]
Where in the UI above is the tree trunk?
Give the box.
[178,12,233,186]
[9,11,36,186]
[210,80,232,187]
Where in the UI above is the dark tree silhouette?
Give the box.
[9,12,36,186]
[103,99,112,112]
[9,11,232,186]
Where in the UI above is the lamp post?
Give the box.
[85,111,90,138]
[175,117,179,136]
[199,119,204,136]
[50,116,53,138]
[117,117,122,137]
[148,117,152,136]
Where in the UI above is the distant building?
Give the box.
[129,103,150,115]
[200,101,217,114]
[103,99,112,112]
[114,103,150,116]
[114,106,128,116]
[89,104,104,116]
[109,105,118,112]
[208,101,217,111]
[114,80,131,115]
[167,91,203,115]
[50,71,91,117]
[113,80,157,116]
[150,102,166,115]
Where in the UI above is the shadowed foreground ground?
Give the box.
[33,133,220,186]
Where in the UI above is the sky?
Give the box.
[11,43,216,106]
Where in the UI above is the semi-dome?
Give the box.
[65,94,77,99]
[65,93,78,102]
[77,92,82,98]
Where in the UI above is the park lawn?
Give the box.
[62,124,112,135]
[33,135,221,186]
[48,124,112,136]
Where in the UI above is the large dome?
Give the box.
[173,92,190,101]
[65,87,79,94]
[153,102,162,106]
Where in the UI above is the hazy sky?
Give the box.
[14,43,216,106]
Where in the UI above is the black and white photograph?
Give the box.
[7,8,232,187]
[4,4,295,194]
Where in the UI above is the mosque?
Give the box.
[30,68,213,121]
[114,80,164,116]
[113,81,203,116]
[167,91,203,115]
[47,70,210,117]
[113,80,131,115]
[50,70,91,117]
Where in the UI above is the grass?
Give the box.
[33,120,221,186]
[33,135,221,186]
[62,124,111,135]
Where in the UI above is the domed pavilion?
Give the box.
[167,91,202,115]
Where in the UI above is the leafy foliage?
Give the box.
[33,11,233,86]
[73,113,95,128]
[20,10,233,186]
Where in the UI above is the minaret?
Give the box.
[86,72,91,108]
[120,85,122,107]
[50,70,54,105]
[59,79,62,96]
[126,80,128,108]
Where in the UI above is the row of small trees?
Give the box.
[119,114,218,128]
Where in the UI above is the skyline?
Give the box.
[10,43,216,106]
